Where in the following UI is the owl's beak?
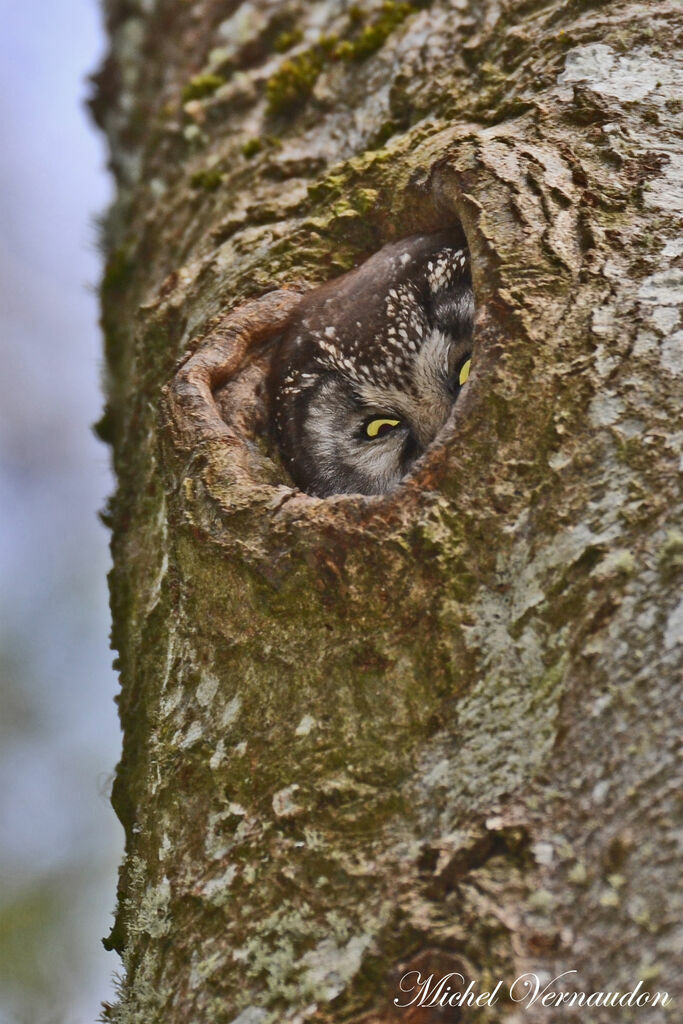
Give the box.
[411,391,455,448]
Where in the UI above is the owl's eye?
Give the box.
[447,353,472,395]
[458,356,472,386]
[364,417,401,439]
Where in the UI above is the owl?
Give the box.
[268,232,474,497]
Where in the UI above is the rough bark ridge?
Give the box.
[94,1,682,1022]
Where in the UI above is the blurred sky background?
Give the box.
[0,1,124,1021]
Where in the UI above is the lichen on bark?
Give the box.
[94,1,682,1022]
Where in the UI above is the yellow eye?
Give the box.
[365,417,400,439]
[458,357,472,387]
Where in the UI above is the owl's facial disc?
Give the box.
[299,329,472,496]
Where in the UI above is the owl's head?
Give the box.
[268,232,474,497]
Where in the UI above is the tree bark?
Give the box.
[94,1,682,1022]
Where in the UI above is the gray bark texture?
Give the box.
[93,1,682,1022]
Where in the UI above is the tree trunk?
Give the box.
[93,1,682,1022]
